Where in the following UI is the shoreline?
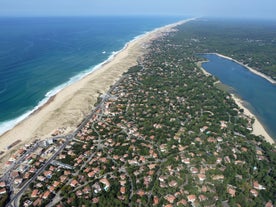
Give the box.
[0,18,194,163]
[209,53,276,84]
[0,26,166,137]
[198,61,275,145]
[231,94,275,144]
[0,18,194,137]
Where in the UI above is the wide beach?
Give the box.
[1,17,274,167]
[0,19,191,163]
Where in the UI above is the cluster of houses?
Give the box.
[0,37,274,207]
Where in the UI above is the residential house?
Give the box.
[31,189,39,198]
[70,179,79,188]
[187,194,196,203]
[42,191,51,199]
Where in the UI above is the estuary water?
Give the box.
[201,54,276,140]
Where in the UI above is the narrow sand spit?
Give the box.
[213,53,276,85]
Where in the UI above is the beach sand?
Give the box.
[231,95,275,144]
[0,19,193,164]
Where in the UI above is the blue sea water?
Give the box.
[201,54,276,140]
[0,16,187,135]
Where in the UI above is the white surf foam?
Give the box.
[0,33,145,136]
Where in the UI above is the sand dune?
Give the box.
[1,17,273,168]
[0,19,192,163]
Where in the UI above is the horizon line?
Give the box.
[0,15,275,21]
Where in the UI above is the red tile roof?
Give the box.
[42,191,51,199]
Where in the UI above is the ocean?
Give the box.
[201,54,276,140]
[0,16,186,135]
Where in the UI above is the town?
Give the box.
[0,25,275,207]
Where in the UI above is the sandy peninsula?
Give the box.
[0,19,193,163]
[214,53,276,85]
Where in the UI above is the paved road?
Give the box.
[7,136,72,207]
[5,75,126,207]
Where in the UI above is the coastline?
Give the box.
[198,61,275,145]
[231,94,275,144]
[196,61,211,76]
[0,19,194,163]
[211,53,276,84]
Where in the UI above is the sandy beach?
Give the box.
[231,95,275,144]
[2,17,273,167]
[0,19,193,162]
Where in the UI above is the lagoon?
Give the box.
[201,54,276,140]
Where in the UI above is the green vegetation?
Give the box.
[0,194,9,207]
[177,18,276,80]
[19,19,275,207]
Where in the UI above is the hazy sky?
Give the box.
[0,0,276,19]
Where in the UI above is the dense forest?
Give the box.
[176,18,276,81]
